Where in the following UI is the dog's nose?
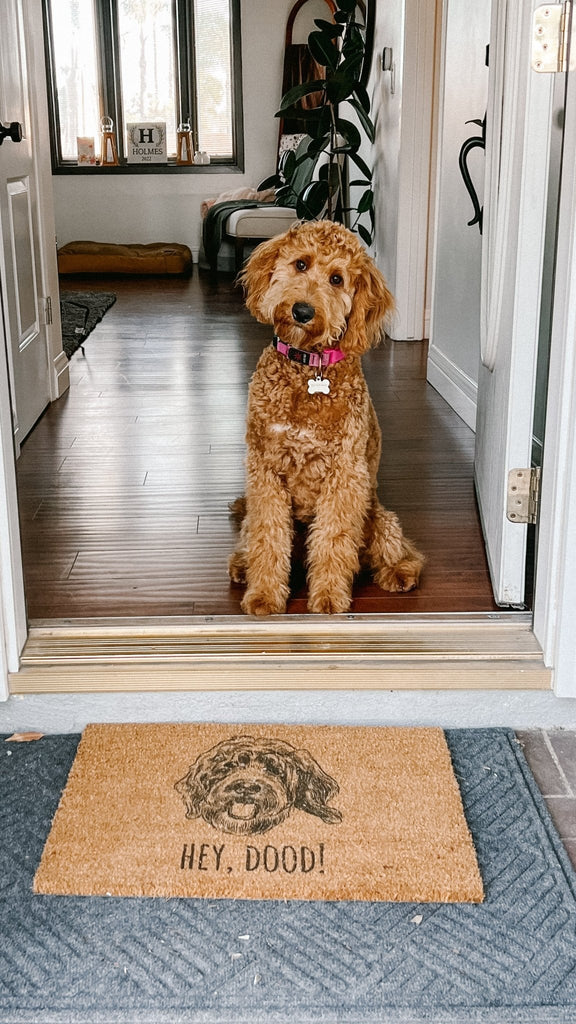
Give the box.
[292,302,315,324]
[226,780,262,796]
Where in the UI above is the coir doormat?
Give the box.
[34,723,484,903]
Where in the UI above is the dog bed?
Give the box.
[57,240,193,275]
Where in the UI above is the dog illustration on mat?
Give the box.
[174,734,343,835]
[229,219,425,616]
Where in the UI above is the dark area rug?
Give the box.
[1,727,575,1024]
[59,291,116,358]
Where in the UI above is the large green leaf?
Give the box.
[357,188,374,214]
[297,179,329,218]
[337,51,363,81]
[308,30,339,71]
[279,149,296,181]
[348,149,372,180]
[314,19,343,37]
[276,81,326,114]
[306,136,331,157]
[258,173,280,190]
[352,81,371,113]
[348,98,375,143]
[357,222,373,246]
[337,0,357,13]
[334,118,361,150]
[275,184,296,205]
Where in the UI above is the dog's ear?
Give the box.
[291,749,343,825]
[174,762,207,819]
[342,254,394,356]
[238,233,287,323]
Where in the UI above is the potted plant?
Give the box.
[264,0,375,245]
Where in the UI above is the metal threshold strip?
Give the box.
[11,612,551,693]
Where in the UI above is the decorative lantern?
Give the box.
[100,116,118,166]
[176,118,193,165]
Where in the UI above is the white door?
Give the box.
[0,0,51,444]
[474,0,556,605]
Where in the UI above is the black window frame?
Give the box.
[42,0,244,175]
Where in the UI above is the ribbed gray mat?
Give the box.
[1,728,575,1024]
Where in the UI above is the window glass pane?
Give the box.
[50,0,100,161]
[118,0,178,156]
[194,0,233,158]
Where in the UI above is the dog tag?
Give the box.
[308,375,330,395]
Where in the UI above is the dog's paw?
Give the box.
[307,590,351,615]
[376,558,423,593]
[228,552,246,584]
[241,590,287,616]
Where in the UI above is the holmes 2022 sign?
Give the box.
[126,123,167,164]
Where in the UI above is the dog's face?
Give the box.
[239,220,394,356]
[175,734,342,835]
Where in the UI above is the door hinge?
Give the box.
[43,296,53,325]
[532,2,576,73]
[507,468,541,524]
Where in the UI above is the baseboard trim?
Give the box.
[51,349,70,399]
[427,345,477,430]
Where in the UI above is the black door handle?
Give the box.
[458,117,485,234]
[0,122,23,145]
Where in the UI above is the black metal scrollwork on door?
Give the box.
[458,116,485,234]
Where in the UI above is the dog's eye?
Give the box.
[260,755,282,776]
[330,273,343,287]
[295,259,307,272]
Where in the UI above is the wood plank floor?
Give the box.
[16,270,500,620]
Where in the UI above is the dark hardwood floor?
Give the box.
[16,269,499,620]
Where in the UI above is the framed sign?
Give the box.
[126,122,167,164]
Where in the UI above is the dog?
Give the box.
[174,734,342,836]
[229,219,425,616]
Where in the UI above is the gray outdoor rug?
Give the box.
[0,727,575,1024]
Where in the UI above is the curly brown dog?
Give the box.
[229,219,425,615]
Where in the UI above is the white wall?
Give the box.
[370,0,403,308]
[369,0,436,341]
[51,0,296,260]
[427,0,490,429]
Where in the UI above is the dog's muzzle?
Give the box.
[225,779,262,820]
[292,301,315,324]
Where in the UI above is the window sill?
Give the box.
[52,161,244,176]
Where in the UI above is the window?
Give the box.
[43,0,243,171]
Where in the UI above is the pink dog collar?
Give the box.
[273,335,346,369]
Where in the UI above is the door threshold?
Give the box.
[10,611,551,693]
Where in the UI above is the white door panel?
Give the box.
[0,0,50,443]
[474,0,554,605]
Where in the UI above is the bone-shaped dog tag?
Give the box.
[308,375,330,395]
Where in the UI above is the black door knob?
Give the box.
[0,122,23,146]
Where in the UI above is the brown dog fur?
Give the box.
[229,220,425,615]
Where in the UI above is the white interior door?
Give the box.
[474,0,555,606]
[0,0,50,444]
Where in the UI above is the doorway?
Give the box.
[16,269,498,620]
